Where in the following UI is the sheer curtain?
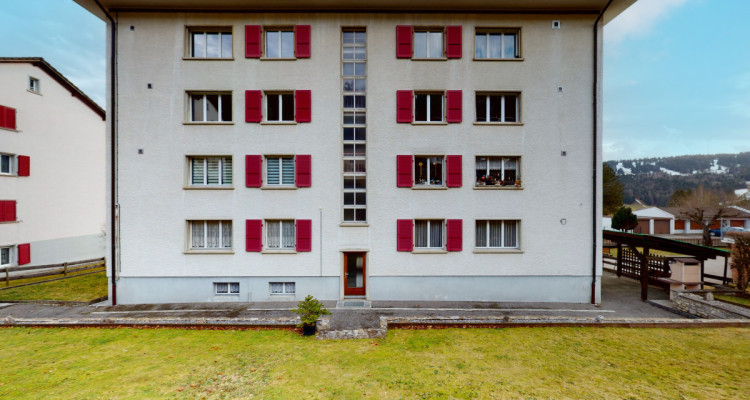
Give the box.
[490,220,503,247]
[206,221,220,248]
[222,221,232,248]
[504,220,518,247]
[282,221,295,248]
[476,221,487,247]
[415,220,428,247]
[429,220,443,248]
[267,221,280,248]
[191,221,204,248]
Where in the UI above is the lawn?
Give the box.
[0,270,107,302]
[715,294,750,308]
[0,327,748,399]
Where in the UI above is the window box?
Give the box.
[244,25,311,59]
[187,92,232,123]
[475,220,520,249]
[396,25,462,59]
[187,156,232,187]
[476,93,520,123]
[397,219,462,252]
[186,27,232,59]
[475,156,520,187]
[474,28,521,60]
[187,220,232,251]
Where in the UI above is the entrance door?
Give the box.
[343,252,366,296]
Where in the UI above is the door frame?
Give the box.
[343,251,366,297]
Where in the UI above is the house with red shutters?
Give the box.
[75,0,636,305]
[0,58,106,270]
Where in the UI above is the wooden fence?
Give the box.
[0,257,105,287]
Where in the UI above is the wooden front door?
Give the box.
[343,252,366,296]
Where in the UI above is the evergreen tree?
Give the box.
[611,206,638,232]
[603,163,624,215]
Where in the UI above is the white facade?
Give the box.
[0,59,106,268]
[77,0,635,304]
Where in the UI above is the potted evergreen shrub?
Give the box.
[292,295,331,336]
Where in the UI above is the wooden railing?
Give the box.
[0,257,105,287]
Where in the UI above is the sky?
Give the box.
[0,0,747,161]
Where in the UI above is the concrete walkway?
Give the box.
[1,271,747,339]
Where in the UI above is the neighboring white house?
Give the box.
[75,0,636,305]
[0,58,106,269]
[629,206,750,235]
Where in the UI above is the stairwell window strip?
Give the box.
[342,28,368,222]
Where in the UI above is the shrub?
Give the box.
[729,232,750,292]
[291,295,331,327]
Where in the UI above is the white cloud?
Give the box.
[605,0,689,44]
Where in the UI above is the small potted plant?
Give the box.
[292,295,331,336]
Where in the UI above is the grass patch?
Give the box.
[715,294,750,308]
[0,270,107,302]
[0,327,748,399]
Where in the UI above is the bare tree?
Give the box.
[672,186,738,246]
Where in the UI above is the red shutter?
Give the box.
[445,90,462,123]
[246,220,263,252]
[245,25,262,58]
[0,201,16,222]
[446,219,463,251]
[245,90,262,123]
[397,155,413,188]
[445,25,462,58]
[396,90,413,123]
[17,155,30,177]
[0,105,6,128]
[295,154,311,187]
[18,243,30,265]
[445,155,462,188]
[295,90,311,122]
[396,25,413,58]
[294,25,311,58]
[397,219,414,252]
[296,219,312,252]
[245,155,262,187]
[6,107,15,130]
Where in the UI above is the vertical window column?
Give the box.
[342,29,367,222]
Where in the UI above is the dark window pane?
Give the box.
[355,128,366,140]
[343,95,355,109]
[221,95,232,121]
[343,79,354,92]
[489,95,502,122]
[355,177,366,189]
[429,94,442,122]
[355,209,366,221]
[267,94,280,121]
[504,95,517,122]
[415,156,428,184]
[356,193,366,205]
[415,94,427,121]
[191,95,204,121]
[343,160,355,172]
[354,112,366,124]
[355,144,366,156]
[281,94,294,121]
[354,96,366,109]
[206,95,219,121]
[343,112,354,124]
[476,95,486,122]
[344,177,355,188]
[355,160,366,172]
[344,192,355,205]
[343,127,354,140]
[344,208,355,221]
[344,144,354,156]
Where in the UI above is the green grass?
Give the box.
[0,327,748,399]
[715,294,750,307]
[0,270,107,302]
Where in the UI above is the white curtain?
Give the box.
[282,220,295,248]
[415,220,428,247]
[222,221,232,248]
[206,221,220,248]
[490,220,503,247]
[504,220,518,247]
[191,221,204,248]
[429,220,443,248]
[267,221,280,248]
[476,221,487,247]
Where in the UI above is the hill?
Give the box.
[605,152,750,206]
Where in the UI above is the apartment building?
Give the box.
[76,0,635,304]
[0,58,106,269]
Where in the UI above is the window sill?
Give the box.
[0,220,19,224]
[260,57,298,61]
[412,186,447,190]
[183,122,234,126]
[27,89,42,96]
[411,57,447,61]
[412,249,447,254]
[182,57,235,61]
[339,222,369,227]
[261,249,298,254]
[261,186,297,190]
[473,248,523,254]
[261,121,297,125]
[0,127,20,133]
[473,57,524,62]
[473,122,524,126]
[473,185,523,190]
[0,174,19,178]
[412,121,448,126]
[184,250,235,254]
[183,186,234,190]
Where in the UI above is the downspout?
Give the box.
[592,0,614,304]
[94,0,118,305]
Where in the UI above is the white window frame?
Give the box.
[188,156,232,187]
[270,281,296,294]
[265,92,295,122]
[265,156,295,186]
[413,29,444,59]
[188,92,232,123]
[187,28,233,59]
[475,220,520,249]
[476,93,519,123]
[264,28,295,59]
[475,156,520,186]
[265,220,296,250]
[414,92,444,122]
[0,153,15,175]
[474,29,520,59]
[188,220,233,251]
[214,282,240,294]
[0,246,12,267]
[414,155,445,187]
[28,77,40,93]
[414,219,445,249]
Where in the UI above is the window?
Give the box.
[189,156,232,186]
[414,156,444,186]
[266,220,295,249]
[476,93,519,123]
[270,282,296,294]
[265,29,294,58]
[189,93,232,122]
[415,93,443,122]
[414,30,444,58]
[188,29,232,58]
[28,77,40,93]
[476,156,520,186]
[266,156,295,186]
[245,25,310,58]
[476,220,519,249]
[0,246,11,267]
[415,220,444,248]
[189,220,232,250]
[475,29,519,59]
[266,93,294,122]
[215,282,240,294]
[1,154,12,174]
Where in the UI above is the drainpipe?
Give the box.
[94,0,118,305]
[592,0,614,304]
